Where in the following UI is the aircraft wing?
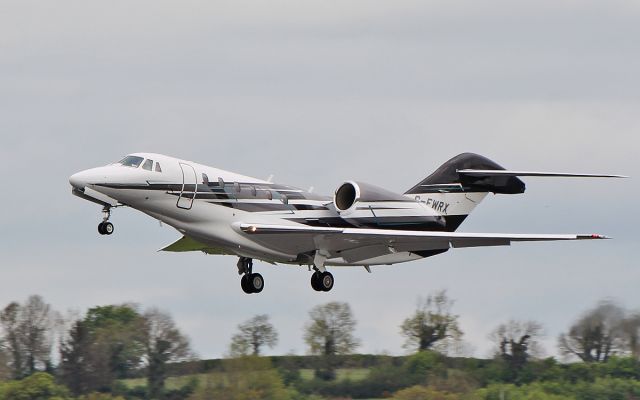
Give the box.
[238,223,608,261]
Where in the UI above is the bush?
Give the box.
[76,394,126,400]
[393,385,462,400]
[187,356,295,400]
[0,372,70,400]
[601,356,640,379]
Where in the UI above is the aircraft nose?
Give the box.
[69,168,106,190]
[69,171,87,190]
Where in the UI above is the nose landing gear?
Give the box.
[237,257,264,294]
[98,206,114,235]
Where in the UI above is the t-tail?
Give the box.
[405,153,626,232]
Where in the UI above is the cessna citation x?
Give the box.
[69,152,625,294]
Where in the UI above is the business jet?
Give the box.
[69,152,624,294]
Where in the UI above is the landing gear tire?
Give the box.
[241,275,252,294]
[249,273,264,293]
[311,272,322,291]
[98,222,114,235]
[311,271,334,292]
[319,271,334,292]
[103,222,114,235]
[240,272,264,294]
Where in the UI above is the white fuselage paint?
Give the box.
[410,192,488,217]
[70,153,483,267]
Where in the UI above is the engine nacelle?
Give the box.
[333,181,446,229]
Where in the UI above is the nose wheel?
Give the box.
[238,257,264,294]
[98,206,114,236]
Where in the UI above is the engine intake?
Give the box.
[334,181,410,214]
[334,182,359,211]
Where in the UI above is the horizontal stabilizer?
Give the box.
[457,169,628,178]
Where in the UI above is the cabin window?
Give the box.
[155,162,162,173]
[202,173,209,184]
[118,155,144,168]
[142,159,153,171]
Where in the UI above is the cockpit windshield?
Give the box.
[118,155,144,168]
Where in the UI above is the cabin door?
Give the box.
[177,163,197,210]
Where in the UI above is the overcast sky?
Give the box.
[0,0,638,359]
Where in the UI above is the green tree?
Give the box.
[142,307,193,399]
[400,291,463,353]
[304,302,360,380]
[58,319,94,394]
[87,304,146,378]
[229,314,278,356]
[0,295,57,379]
[58,304,145,394]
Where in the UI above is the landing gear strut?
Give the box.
[237,257,264,294]
[98,206,114,235]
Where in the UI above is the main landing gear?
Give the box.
[237,257,264,294]
[234,256,335,294]
[310,270,334,292]
[98,206,114,235]
[309,250,334,292]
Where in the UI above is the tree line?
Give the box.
[1,291,640,399]
[225,291,640,378]
[0,296,191,398]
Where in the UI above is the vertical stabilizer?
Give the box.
[405,153,525,231]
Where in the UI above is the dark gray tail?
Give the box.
[405,153,526,195]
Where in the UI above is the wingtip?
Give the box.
[604,174,630,179]
[578,234,611,240]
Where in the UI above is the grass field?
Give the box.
[122,367,371,389]
[298,368,370,381]
[121,373,221,390]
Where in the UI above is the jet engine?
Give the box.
[333,181,446,229]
